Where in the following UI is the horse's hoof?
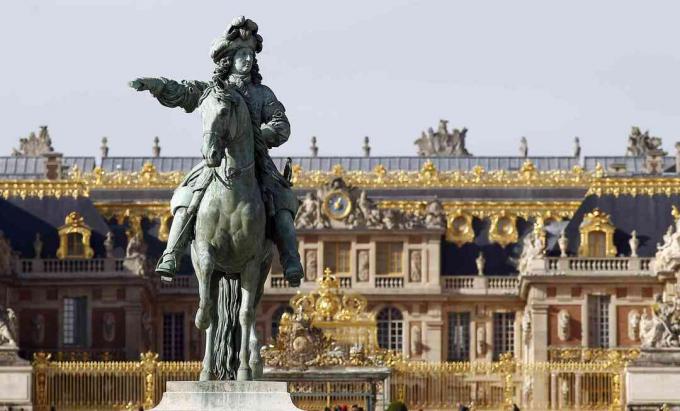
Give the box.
[195,306,212,330]
[236,367,252,381]
[199,370,211,381]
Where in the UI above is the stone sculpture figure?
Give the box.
[639,294,680,348]
[476,252,485,276]
[12,126,54,157]
[558,230,569,258]
[0,307,18,348]
[130,16,301,381]
[629,230,639,257]
[124,233,148,276]
[424,199,446,229]
[411,325,422,356]
[33,233,43,259]
[628,309,641,341]
[305,250,317,282]
[104,231,115,258]
[653,223,680,274]
[409,251,422,282]
[557,309,571,341]
[415,120,471,156]
[476,326,486,356]
[517,231,544,276]
[130,16,303,288]
[357,250,369,282]
[626,126,666,157]
[103,312,116,343]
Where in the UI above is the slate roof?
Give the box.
[0,156,95,179]
[552,194,680,258]
[0,197,110,259]
[584,156,675,174]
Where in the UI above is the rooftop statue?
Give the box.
[625,126,666,157]
[129,16,302,381]
[12,126,54,157]
[414,119,472,157]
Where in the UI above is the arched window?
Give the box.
[67,233,85,256]
[377,307,403,351]
[271,306,293,341]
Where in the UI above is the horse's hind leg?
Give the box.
[237,258,261,381]
[249,248,273,379]
[199,275,219,381]
[191,239,215,330]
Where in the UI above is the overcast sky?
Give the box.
[1,0,680,158]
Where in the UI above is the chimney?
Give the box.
[362,136,371,157]
[100,137,109,158]
[152,137,161,158]
[310,136,318,157]
[43,152,63,180]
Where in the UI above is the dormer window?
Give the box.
[57,212,94,259]
[578,209,617,257]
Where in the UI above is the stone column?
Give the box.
[125,305,143,359]
[530,305,549,408]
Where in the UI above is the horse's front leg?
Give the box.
[237,260,259,381]
[199,278,219,381]
[192,239,216,330]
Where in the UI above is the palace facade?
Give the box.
[1,123,678,371]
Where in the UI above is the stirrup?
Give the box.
[155,252,177,283]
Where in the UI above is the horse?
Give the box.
[192,84,272,381]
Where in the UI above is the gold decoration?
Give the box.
[78,163,186,190]
[379,200,580,220]
[488,211,518,247]
[289,268,377,349]
[56,212,94,259]
[446,209,475,247]
[548,347,639,363]
[291,161,594,189]
[587,176,680,197]
[578,208,617,257]
[672,205,680,222]
[0,180,88,200]
[95,202,171,240]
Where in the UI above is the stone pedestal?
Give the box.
[625,349,680,410]
[150,381,303,411]
[0,348,32,410]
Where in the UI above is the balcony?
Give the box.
[441,275,519,296]
[541,257,653,276]
[16,258,132,278]
[374,275,404,288]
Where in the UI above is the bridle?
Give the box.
[202,130,255,190]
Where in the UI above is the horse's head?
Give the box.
[199,88,237,167]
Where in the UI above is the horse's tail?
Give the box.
[212,277,241,380]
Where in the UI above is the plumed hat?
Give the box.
[210,16,263,63]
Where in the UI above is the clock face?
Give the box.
[323,190,352,220]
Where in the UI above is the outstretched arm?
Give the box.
[129,77,209,113]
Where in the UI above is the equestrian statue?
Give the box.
[129,16,303,381]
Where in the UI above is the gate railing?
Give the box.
[33,350,636,411]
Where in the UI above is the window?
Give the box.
[162,313,185,360]
[376,242,403,275]
[448,312,470,361]
[588,295,610,348]
[587,231,607,257]
[66,233,85,257]
[63,297,87,346]
[271,305,293,341]
[377,307,403,351]
[323,241,351,274]
[493,312,515,360]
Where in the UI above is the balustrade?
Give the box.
[19,258,127,274]
[543,257,653,276]
[374,276,404,288]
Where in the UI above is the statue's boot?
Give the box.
[274,210,303,287]
[156,208,191,282]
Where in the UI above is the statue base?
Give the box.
[0,347,32,409]
[150,381,303,411]
[625,349,680,410]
